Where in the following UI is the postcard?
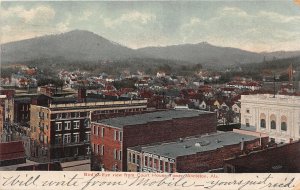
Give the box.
[0,0,300,190]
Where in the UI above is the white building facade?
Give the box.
[240,94,300,143]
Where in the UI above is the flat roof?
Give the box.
[96,109,213,128]
[130,131,257,158]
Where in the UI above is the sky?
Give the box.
[1,0,300,52]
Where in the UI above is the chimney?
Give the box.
[241,138,245,151]
[78,88,87,103]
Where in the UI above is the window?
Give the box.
[39,112,44,118]
[246,109,250,114]
[137,155,140,165]
[66,113,71,118]
[85,132,91,142]
[95,143,98,154]
[97,127,101,136]
[65,121,71,130]
[170,163,174,173]
[114,149,117,160]
[73,121,80,129]
[260,119,266,128]
[153,159,157,169]
[114,130,117,141]
[55,122,62,131]
[281,116,287,131]
[281,122,287,131]
[97,145,101,155]
[119,150,122,161]
[56,113,62,119]
[245,119,250,127]
[101,145,104,155]
[73,133,79,143]
[101,127,105,137]
[63,133,71,144]
[73,112,80,118]
[55,134,62,144]
[95,126,98,135]
[144,156,148,167]
[128,152,132,163]
[119,131,123,142]
[160,160,163,171]
[164,162,168,172]
[149,157,153,168]
[132,153,136,164]
[271,121,276,130]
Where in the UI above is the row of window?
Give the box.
[38,112,49,119]
[92,126,123,141]
[91,144,122,161]
[143,156,174,173]
[55,132,90,144]
[114,149,122,161]
[39,122,48,130]
[54,112,87,119]
[55,121,80,131]
[128,152,174,172]
[128,152,140,165]
[260,119,287,131]
[92,143,104,155]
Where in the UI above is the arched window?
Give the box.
[260,119,266,128]
[271,120,276,129]
[260,113,266,129]
[270,114,276,130]
[281,122,287,131]
[281,116,287,131]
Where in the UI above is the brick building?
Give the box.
[0,95,6,142]
[127,131,267,173]
[29,92,147,163]
[224,140,300,173]
[0,141,26,166]
[90,109,217,171]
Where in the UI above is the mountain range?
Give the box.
[1,30,300,67]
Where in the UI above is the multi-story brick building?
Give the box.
[90,109,217,171]
[127,131,267,173]
[29,93,147,163]
[240,94,300,143]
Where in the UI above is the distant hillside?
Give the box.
[1,30,140,63]
[137,42,300,68]
[1,30,300,68]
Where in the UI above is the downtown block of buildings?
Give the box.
[0,88,148,165]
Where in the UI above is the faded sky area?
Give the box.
[1,0,300,52]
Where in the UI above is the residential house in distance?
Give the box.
[240,94,300,143]
[90,109,217,171]
[127,131,268,173]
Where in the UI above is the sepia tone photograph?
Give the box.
[0,0,300,189]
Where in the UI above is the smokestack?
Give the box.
[78,88,87,103]
[259,133,262,146]
[241,138,245,151]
